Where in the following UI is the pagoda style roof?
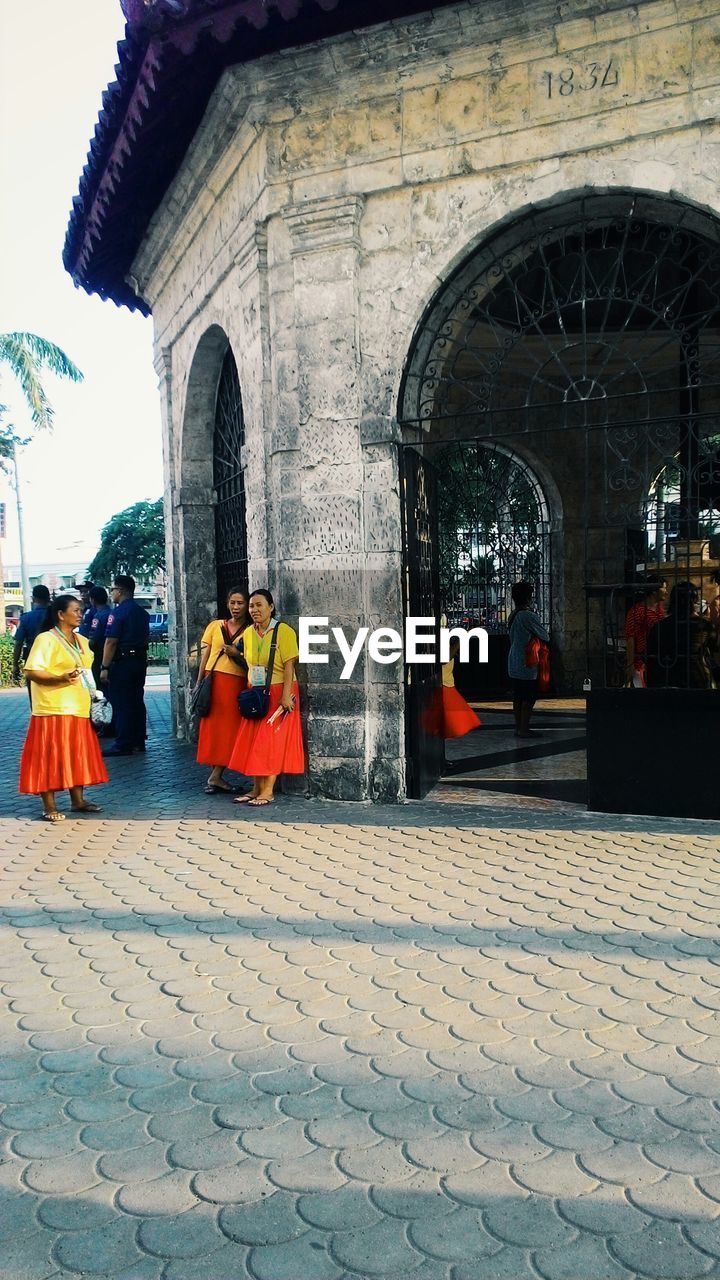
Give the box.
[64,0,454,313]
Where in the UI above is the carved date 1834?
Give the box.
[544,59,619,98]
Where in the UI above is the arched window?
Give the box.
[213,348,247,608]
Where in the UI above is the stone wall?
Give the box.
[133,0,720,795]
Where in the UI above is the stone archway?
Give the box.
[398,188,720,795]
[175,325,247,731]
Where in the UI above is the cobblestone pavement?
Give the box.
[2,687,720,1279]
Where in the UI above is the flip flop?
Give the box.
[71,803,103,813]
[205,784,237,795]
[248,797,273,807]
[42,811,65,822]
[233,794,255,805]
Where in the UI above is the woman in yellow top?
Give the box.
[195,587,249,794]
[229,589,305,806]
[19,595,108,821]
[440,636,482,737]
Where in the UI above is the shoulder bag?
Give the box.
[238,622,280,719]
[191,623,243,719]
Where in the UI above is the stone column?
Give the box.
[235,224,271,582]
[275,195,370,799]
[154,346,185,736]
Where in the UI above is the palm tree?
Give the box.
[0,331,83,435]
[0,332,83,611]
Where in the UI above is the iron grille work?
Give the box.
[213,347,248,611]
[434,441,550,634]
[400,192,720,693]
[400,448,445,797]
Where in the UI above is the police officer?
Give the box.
[100,574,150,755]
[81,586,112,687]
[13,584,51,698]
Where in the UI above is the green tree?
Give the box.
[88,499,165,584]
[0,332,83,612]
[0,331,83,462]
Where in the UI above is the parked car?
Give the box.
[148,613,169,641]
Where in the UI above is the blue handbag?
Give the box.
[237,622,280,719]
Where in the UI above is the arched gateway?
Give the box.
[399,191,720,796]
[213,348,248,609]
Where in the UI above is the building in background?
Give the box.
[65,0,720,799]
[3,563,167,626]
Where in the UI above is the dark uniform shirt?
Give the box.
[15,606,48,658]
[79,607,95,638]
[105,599,150,654]
[87,606,112,651]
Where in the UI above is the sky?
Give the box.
[0,0,163,572]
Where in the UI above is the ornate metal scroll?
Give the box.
[213,347,248,609]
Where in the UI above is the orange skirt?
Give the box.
[19,716,109,794]
[196,671,247,767]
[228,681,305,777]
[442,686,482,738]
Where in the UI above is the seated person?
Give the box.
[646,582,717,690]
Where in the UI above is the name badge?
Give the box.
[250,664,266,686]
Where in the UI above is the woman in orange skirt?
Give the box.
[421,637,482,738]
[441,636,482,737]
[19,594,108,821]
[195,587,249,794]
[230,589,305,807]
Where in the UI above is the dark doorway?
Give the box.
[213,347,248,611]
[400,448,445,798]
[399,190,720,798]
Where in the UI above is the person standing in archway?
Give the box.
[507,581,549,739]
[195,587,250,793]
[230,589,304,806]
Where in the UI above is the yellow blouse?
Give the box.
[442,658,456,688]
[201,619,247,678]
[244,621,299,686]
[24,631,93,718]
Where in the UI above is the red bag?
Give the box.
[526,636,551,694]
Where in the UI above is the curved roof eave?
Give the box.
[64,0,456,313]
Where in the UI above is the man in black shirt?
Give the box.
[100,574,150,755]
[13,584,51,696]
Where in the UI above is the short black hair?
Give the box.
[511,581,533,609]
[668,580,699,618]
[32,584,51,604]
[90,586,109,606]
[642,575,667,593]
[113,574,136,595]
[249,588,275,616]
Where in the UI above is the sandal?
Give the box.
[205,783,237,795]
[248,797,273,807]
[71,803,103,813]
[233,793,255,805]
[42,811,65,823]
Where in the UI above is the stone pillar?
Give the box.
[235,225,271,581]
[154,346,185,736]
[275,195,370,799]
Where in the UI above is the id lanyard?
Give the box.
[248,624,275,687]
[52,628,96,694]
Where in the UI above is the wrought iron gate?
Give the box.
[213,347,248,611]
[400,447,445,798]
[399,191,720,795]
